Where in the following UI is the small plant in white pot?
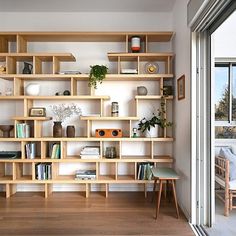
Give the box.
[137,114,160,137]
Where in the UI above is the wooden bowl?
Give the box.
[0,125,14,138]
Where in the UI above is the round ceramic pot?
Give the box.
[66,125,75,137]
[137,86,148,95]
[25,83,40,96]
[144,125,158,138]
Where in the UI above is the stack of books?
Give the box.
[16,123,30,138]
[35,163,52,180]
[75,169,96,180]
[49,143,60,159]
[25,142,36,159]
[80,146,100,159]
[137,162,154,180]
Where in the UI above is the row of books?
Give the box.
[80,146,100,159]
[137,162,154,180]
[75,169,96,180]
[16,123,30,138]
[25,142,36,159]
[35,163,52,180]
[49,143,61,159]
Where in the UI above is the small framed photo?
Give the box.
[177,75,185,100]
[29,107,46,117]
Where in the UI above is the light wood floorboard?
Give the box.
[0,192,194,236]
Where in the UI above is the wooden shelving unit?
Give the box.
[0,31,174,199]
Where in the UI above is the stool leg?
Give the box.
[156,179,163,219]
[152,178,157,203]
[171,180,179,219]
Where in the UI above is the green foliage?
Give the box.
[138,90,173,132]
[215,87,229,120]
[89,65,108,89]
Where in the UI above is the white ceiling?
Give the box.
[0,0,176,12]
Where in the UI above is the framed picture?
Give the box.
[177,75,185,100]
[29,107,46,117]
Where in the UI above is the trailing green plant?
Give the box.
[138,89,173,133]
[89,65,108,89]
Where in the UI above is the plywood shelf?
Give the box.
[135,95,174,100]
[108,52,174,61]
[12,116,52,121]
[0,31,174,198]
[80,116,139,121]
[0,53,75,61]
[0,31,173,43]
[0,95,110,100]
[0,73,174,80]
[0,137,174,142]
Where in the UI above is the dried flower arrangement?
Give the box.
[50,103,82,122]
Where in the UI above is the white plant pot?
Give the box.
[25,83,40,96]
[144,125,158,138]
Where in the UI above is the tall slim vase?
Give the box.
[53,121,62,137]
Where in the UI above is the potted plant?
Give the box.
[89,65,108,89]
[138,114,161,137]
[138,93,173,137]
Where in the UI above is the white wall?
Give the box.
[0,12,172,31]
[172,0,191,218]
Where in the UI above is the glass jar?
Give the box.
[111,102,119,117]
[105,147,117,159]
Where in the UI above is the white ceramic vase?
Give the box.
[25,83,40,96]
[145,125,158,138]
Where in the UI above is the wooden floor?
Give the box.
[0,191,194,236]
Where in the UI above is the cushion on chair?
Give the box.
[219,147,236,181]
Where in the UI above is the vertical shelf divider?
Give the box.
[16,35,27,53]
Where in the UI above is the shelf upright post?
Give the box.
[160,77,164,95]
[53,56,60,74]
[16,35,27,53]
[119,141,122,159]
[6,56,16,74]
[145,35,148,53]
[14,77,24,96]
[118,56,121,74]
[125,34,129,53]
[21,141,26,159]
[151,140,154,159]
[163,99,167,138]
[137,56,140,74]
[87,120,91,138]
[100,98,104,116]
[71,77,77,96]
[6,183,16,198]
[33,56,42,74]
[24,98,33,117]
[60,141,66,159]
[0,36,9,52]
[41,141,47,159]
[135,98,139,117]
[45,183,52,198]
[105,183,109,198]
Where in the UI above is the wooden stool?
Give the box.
[151,167,180,219]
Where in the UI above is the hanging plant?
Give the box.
[89,65,108,89]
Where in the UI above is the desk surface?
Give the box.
[151,167,179,179]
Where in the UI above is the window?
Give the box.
[215,62,236,138]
